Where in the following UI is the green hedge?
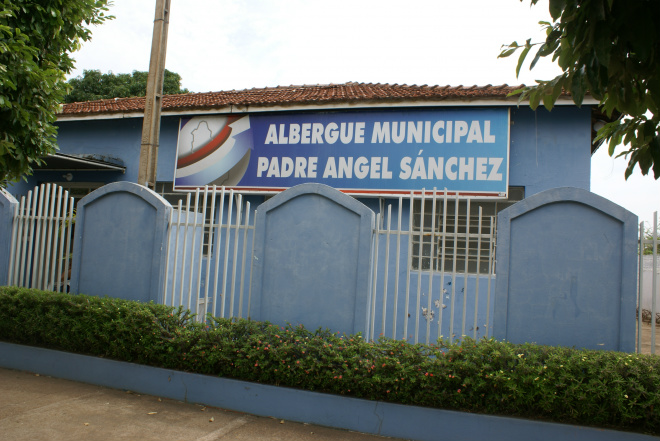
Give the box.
[1,286,659,435]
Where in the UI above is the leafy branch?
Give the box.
[499,0,660,179]
[0,0,113,184]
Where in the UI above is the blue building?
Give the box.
[11,82,600,200]
[6,82,610,343]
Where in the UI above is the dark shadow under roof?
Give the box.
[34,153,126,173]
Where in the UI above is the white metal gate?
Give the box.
[162,186,256,322]
[638,211,659,354]
[7,184,75,292]
[162,186,499,340]
[369,189,497,343]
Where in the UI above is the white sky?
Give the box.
[69,0,660,225]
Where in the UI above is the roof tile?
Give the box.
[59,82,525,116]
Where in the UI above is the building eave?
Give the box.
[57,96,596,122]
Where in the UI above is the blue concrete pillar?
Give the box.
[494,187,638,352]
[251,183,375,336]
[70,182,172,303]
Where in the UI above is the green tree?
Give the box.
[64,69,190,103]
[0,0,111,184]
[500,0,660,179]
[642,223,659,255]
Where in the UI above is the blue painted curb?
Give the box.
[0,341,656,441]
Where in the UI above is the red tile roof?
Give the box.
[59,82,526,116]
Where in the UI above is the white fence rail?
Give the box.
[163,186,256,323]
[7,184,75,292]
[4,183,655,354]
[369,189,496,344]
[161,186,497,340]
[638,211,659,354]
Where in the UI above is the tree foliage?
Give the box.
[0,0,111,184]
[65,69,190,103]
[500,0,660,179]
[642,222,659,255]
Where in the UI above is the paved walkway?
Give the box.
[0,368,404,441]
[639,323,660,355]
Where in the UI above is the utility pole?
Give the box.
[138,0,171,189]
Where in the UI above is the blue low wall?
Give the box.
[0,342,654,441]
[70,182,172,303]
[251,183,375,336]
[494,187,638,352]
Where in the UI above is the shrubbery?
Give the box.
[1,286,659,435]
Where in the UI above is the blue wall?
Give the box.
[7,105,592,199]
[494,187,638,352]
[251,183,375,336]
[70,182,172,303]
[3,105,595,343]
[508,107,591,195]
[56,118,142,179]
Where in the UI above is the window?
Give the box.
[411,187,524,274]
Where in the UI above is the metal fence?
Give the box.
[369,189,496,343]
[6,183,656,353]
[7,184,75,292]
[162,186,256,322]
[638,211,659,354]
[161,186,497,341]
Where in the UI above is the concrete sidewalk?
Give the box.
[0,368,403,441]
